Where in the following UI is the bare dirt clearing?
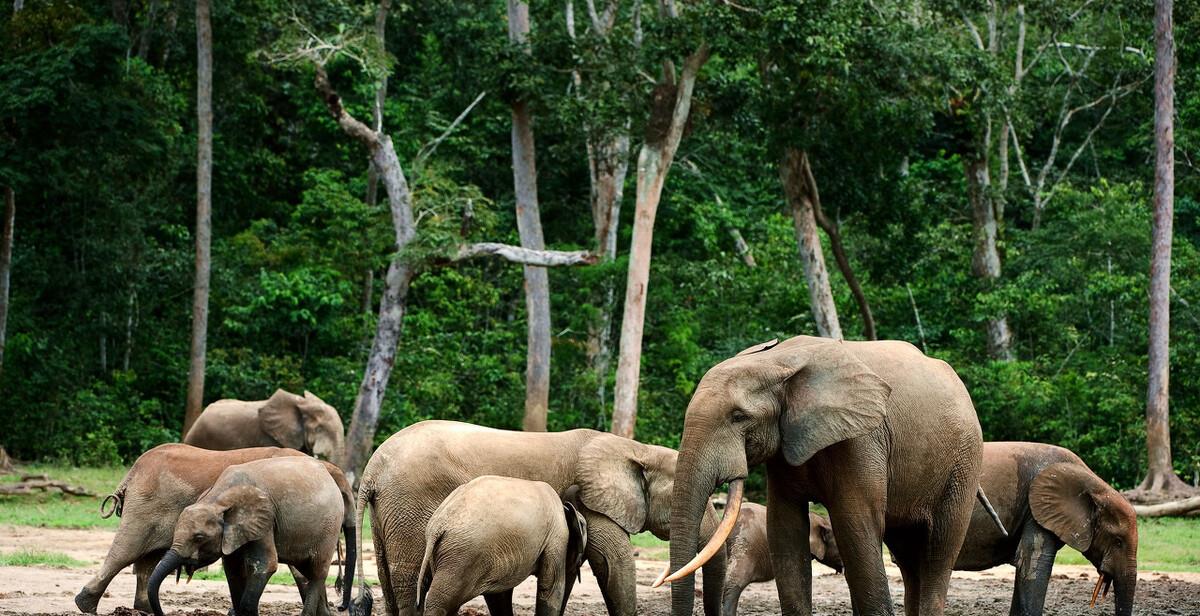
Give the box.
[2,526,1197,615]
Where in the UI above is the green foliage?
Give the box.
[0,550,89,568]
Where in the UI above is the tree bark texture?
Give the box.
[802,152,875,339]
[780,148,842,340]
[611,44,709,439]
[586,133,630,421]
[453,243,595,266]
[1139,0,1190,496]
[0,186,14,377]
[182,0,213,438]
[965,123,1014,361]
[314,66,417,484]
[507,0,552,432]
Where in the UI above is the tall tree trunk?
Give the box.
[0,186,14,377]
[965,120,1014,361]
[507,0,551,432]
[361,0,389,315]
[1138,0,1190,496]
[780,148,842,340]
[586,133,629,423]
[314,63,418,484]
[182,0,213,437]
[611,44,709,439]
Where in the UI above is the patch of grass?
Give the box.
[0,464,127,529]
[1056,516,1200,573]
[631,532,669,561]
[0,549,90,568]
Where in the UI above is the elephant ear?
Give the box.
[779,341,891,467]
[258,389,304,449]
[1029,462,1104,552]
[576,435,648,534]
[807,513,827,561]
[217,485,274,555]
[563,500,589,574]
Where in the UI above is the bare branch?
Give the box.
[453,243,598,266]
[314,66,378,150]
[415,91,488,166]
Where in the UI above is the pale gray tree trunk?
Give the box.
[360,0,389,315]
[965,121,1014,361]
[611,44,710,439]
[0,186,14,377]
[508,0,552,432]
[1138,0,1190,496]
[182,0,213,437]
[780,148,842,340]
[315,62,418,483]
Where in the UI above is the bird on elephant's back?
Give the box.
[183,389,345,465]
[352,420,728,616]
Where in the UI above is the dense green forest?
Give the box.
[1,0,1197,490]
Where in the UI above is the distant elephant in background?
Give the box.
[355,420,726,616]
[147,456,356,616]
[416,476,589,616]
[75,444,307,614]
[721,503,842,616]
[184,389,345,464]
[954,442,1138,616]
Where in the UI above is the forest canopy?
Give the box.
[1,0,1198,490]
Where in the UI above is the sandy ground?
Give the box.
[2,525,1198,615]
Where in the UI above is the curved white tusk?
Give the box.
[654,478,744,587]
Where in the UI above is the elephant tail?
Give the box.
[99,474,132,518]
[977,486,1008,537]
[349,477,373,616]
[415,530,440,612]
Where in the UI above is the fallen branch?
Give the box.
[0,478,95,497]
[453,243,597,266]
[1131,496,1200,517]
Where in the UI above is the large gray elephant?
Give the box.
[354,420,725,616]
[661,336,984,616]
[416,476,589,616]
[721,503,843,616]
[184,389,345,464]
[148,456,356,616]
[954,442,1138,616]
[75,444,308,614]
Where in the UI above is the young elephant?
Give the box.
[184,389,345,464]
[954,442,1138,616]
[416,476,588,616]
[147,456,356,616]
[721,503,843,616]
[75,444,307,614]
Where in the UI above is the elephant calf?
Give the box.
[148,456,357,616]
[954,442,1138,616]
[75,444,307,614]
[721,503,842,616]
[184,389,345,463]
[416,476,588,616]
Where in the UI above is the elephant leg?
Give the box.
[370,507,398,616]
[825,496,892,616]
[885,530,923,616]
[1009,524,1060,616]
[235,542,279,616]
[374,503,425,616]
[76,525,153,613]
[223,555,249,612]
[133,549,166,613]
[580,513,635,616]
[300,560,332,616]
[534,560,567,616]
[911,474,978,616]
[420,570,466,616]
[721,580,748,616]
[482,589,514,616]
[767,472,812,616]
[290,565,309,602]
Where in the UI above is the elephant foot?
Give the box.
[74,589,101,614]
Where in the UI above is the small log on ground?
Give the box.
[0,478,95,497]
[1132,496,1200,517]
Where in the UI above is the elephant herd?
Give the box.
[74,335,1139,616]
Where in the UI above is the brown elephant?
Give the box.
[74,444,309,614]
[661,336,984,616]
[183,389,345,464]
[722,503,843,616]
[954,442,1138,616]
[354,420,725,616]
[416,476,589,616]
[147,456,357,616]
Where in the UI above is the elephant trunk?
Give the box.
[698,502,728,616]
[666,451,707,616]
[147,549,183,616]
[1113,569,1136,616]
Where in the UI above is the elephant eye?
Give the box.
[731,409,750,423]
